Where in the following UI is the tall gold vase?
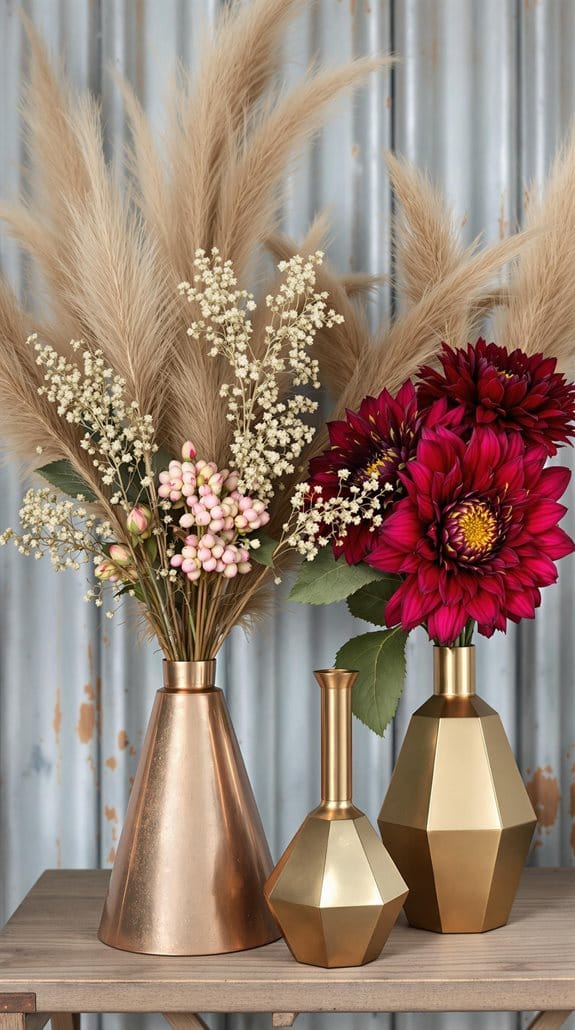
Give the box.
[378,645,537,933]
[265,669,408,968]
[98,659,279,955]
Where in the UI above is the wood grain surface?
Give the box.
[0,870,572,1014]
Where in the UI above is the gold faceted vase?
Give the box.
[99,659,279,955]
[378,645,536,933]
[265,669,408,967]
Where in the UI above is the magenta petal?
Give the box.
[427,605,467,646]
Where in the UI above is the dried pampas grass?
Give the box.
[0,0,385,636]
[496,127,575,371]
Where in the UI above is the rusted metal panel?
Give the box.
[0,3,574,1030]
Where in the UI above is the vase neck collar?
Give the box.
[433,645,476,698]
[163,660,216,692]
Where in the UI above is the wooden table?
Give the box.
[0,870,572,1030]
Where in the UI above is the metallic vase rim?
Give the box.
[162,658,216,692]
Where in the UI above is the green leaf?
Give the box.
[288,548,387,606]
[347,575,401,626]
[249,534,278,567]
[37,460,96,502]
[144,536,158,563]
[115,582,145,603]
[336,627,408,736]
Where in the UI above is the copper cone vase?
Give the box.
[99,660,279,955]
[265,669,408,968]
[378,645,536,934]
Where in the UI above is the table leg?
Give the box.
[163,1015,209,1030]
[527,1014,573,1029]
[0,1018,26,1030]
[272,1017,299,1028]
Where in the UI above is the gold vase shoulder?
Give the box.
[265,669,408,968]
[99,659,279,955]
[378,645,536,934]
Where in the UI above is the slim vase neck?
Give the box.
[433,645,475,697]
[314,669,358,807]
[163,659,216,692]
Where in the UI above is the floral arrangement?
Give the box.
[4,0,575,698]
[290,339,575,734]
[0,251,364,659]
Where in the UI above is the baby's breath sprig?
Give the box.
[180,249,343,501]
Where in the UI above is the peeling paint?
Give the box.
[526,766,561,829]
[498,194,508,240]
[118,730,130,750]
[77,702,95,743]
[53,689,62,739]
[105,805,118,822]
[105,756,117,770]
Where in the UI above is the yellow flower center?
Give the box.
[365,453,392,478]
[457,502,497,552]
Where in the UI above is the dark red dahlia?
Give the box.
[308,381,459,564]
[365,425,574,645]
[418,338,575,455]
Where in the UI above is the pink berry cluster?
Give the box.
[159,442,270,583]
[170,533,251,582]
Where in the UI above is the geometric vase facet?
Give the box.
[98,659,279,955]
[265,669,408,967]
[378,645,537,933]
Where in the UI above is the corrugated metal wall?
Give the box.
[0,2,574,1029]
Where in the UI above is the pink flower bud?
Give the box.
[244,509,258,524]
[197,547,212,563]
[126,506,152,538]
[202,557,217,572]
[170,489,182,503]
[187,568,202,583]
[222,549,236,565]
[179,513,195,529]
[109,544,132,566]
[170,554,183,568]
[181,441,197,461]
[223,563,238,578]
[182,558,198,574]
[212,544,224,559]
[204,494,218,510]
[158,484,171,499]
[216,560,225,573]
[235,514,249,530]
[196,510,211,527]
[185,535,199,547]
[95,559,118,582]
[238,561,251,574]
[209,518,225,533]
[238,496,252,512]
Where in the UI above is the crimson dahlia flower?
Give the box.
[366,426,574,645]
[418,339,575,455]
[308,381,458,564]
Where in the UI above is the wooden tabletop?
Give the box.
[0,869,572,1014]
